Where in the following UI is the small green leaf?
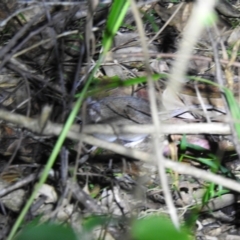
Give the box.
[224,87,240,140]
[179,135,188,151]
[15,223,77,240]
[83,216,116,231]
[131,216,189,240]
[75,73,165,98]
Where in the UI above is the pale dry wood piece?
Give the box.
[130,0,180,229]
[165,0,217,111]
[78,134,240,194]
[82,123,230,136]
[162,0,216,228]
[0,108,231,139]
[0,108,239,192]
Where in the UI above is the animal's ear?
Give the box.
[87,102,101,123]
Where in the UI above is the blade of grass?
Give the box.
[188,77,240,148]
[102,0,130,54]
[223,87,240,139]
[76,73,165,97]
[7,60,101,240]
[7,1,130,239]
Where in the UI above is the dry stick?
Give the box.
[0,173,38,197]
[0,108,231,135]
[66,0,99,218]
[1,9,75,70]
[0,11,44,60]
[114,52,240,68]
[44,3,67,110]
[168,1,216,94]
[0,5,40,28]
[17,1,83,5]
[77,134,240,194]
[129,0,179,229]
[82,123,231,135]
[68,179,120,239]
[8,57,64,99]
[13,30,78,58]
[194,84,211,123]
[0,108,239,191]
[0,2,86,29]
[163,0,216,226]
[68,179,102,213]
[209,27,240,158]
[0,74,32,177]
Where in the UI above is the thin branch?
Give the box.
[149,2,184,44]
[78,134,240,194]
[0,109,239,193]
[113,52,240,68]
[0,108,231,136]
[13,30,78,58]
[82,123,231,135]
[130,0,179,228]
[0,173,38,197]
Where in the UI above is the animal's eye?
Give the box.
[89,108,101,122]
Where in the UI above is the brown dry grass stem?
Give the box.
[0,109,238,205]
[129,0,179,228]
[114,52,240,68]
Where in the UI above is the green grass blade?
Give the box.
[7,0,131,238]
[7,65,96,240]
[223,87,240,139]
[102,0,130,54]
[75,73,165,97]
